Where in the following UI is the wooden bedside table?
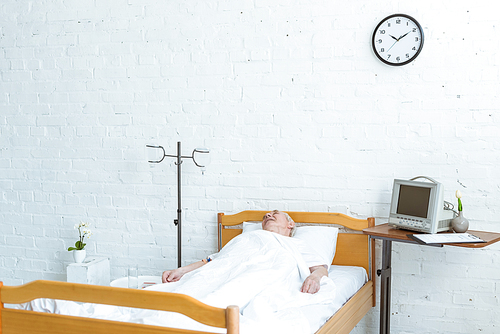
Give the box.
[363,224,500,334]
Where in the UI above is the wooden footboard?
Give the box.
[0,280,239,334]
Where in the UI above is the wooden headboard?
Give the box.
[217,211,375,280]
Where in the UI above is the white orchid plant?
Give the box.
[68,222,92,251]
[455,190,463,212]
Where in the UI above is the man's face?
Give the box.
[262,210,294,236]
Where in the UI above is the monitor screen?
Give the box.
[396,185,431,218]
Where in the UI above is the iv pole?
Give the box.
[147,142,209,268]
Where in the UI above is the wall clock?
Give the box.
[372,14,424,66]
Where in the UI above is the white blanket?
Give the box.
[26,230,338,334]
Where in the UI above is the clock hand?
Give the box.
[387,39,398,52]
[398,31,411,40]
[389,34,398,41]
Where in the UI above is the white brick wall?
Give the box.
[1,0,499,332]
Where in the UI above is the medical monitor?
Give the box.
[389,176,455,234]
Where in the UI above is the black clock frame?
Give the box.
[371,13,424,66]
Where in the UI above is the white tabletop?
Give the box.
[110,275,162,289]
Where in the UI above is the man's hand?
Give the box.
[301,265,328,294]
[162,268,185,283]
[162,260,207,283]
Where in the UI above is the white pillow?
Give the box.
[242,222,339,268]
[294,226,339,269]
[242,221,262,233]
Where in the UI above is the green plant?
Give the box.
[68,222,92,251]
[455,190,463,212]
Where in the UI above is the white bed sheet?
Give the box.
[107,266,367,333]
[143,265,367,333]
[304,265,368,332]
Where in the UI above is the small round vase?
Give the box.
[73,249,86,263]
[451,211,469,233]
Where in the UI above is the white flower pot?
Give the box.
[73,249,86,263]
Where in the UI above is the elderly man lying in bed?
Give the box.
[162,210,328,294]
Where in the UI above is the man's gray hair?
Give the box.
[282,211,296,237]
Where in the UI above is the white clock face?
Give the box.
[372,14,424,66]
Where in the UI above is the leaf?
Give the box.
[74,241,86,250]
[68,247,76,251]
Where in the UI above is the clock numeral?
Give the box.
[378,39,382,44]
[387,54,391,60]
[412,46,416,51]
[379,29,386,34]
[380,48,385,53]
[396,19,401,24]
[415,37,419,42]
[396,56,401,62]
[412,28,417,32]
[406,53,410,59]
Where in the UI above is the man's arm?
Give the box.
[162,260,206,283]
[301,264,328,294]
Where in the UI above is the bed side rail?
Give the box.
[0,280,238,332]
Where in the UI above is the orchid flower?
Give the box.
[68,222,91,251]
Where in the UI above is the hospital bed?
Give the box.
[218,211,376,334]
[0,210,375,334]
